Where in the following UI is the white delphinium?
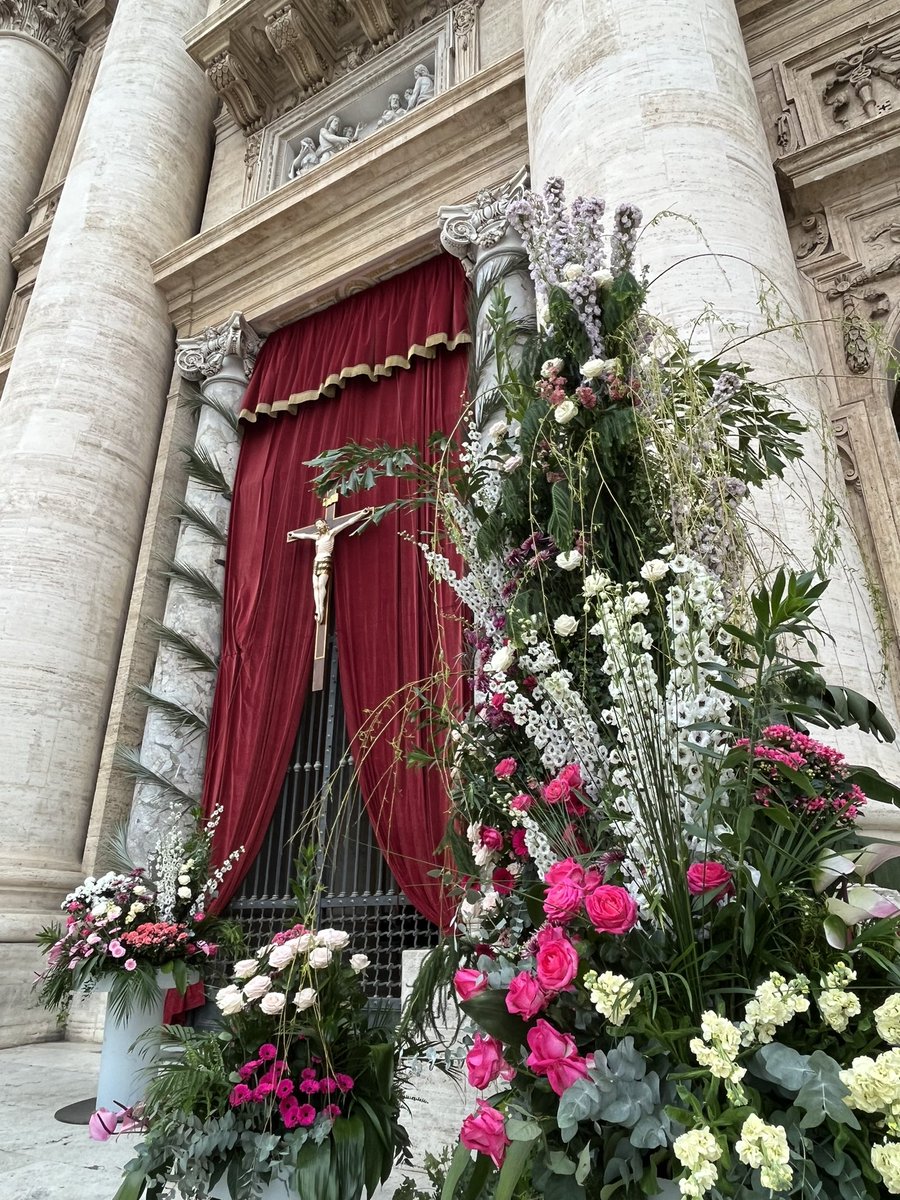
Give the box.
[817,962,861,1033]
[741,973,810,1046]
[735,1115,793,1192]
[511,808,555,880]
[673,1127,722,1198]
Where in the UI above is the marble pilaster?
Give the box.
[0,1,80,324]
[521,0,900,784]
[127,316,261,863]
[0,0,217,1046]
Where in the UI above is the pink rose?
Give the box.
[544,859,585,888]
[510,793,533,812]
[526,1019,590,1096]
[460,1100,510,1168]
[535,926,579,993]
[510,828,530,858]
[543,882,584,923]
[559,763,583,789]
[480,826,504,852]
[505,972,547,1020]
[584,885,638,935]
[494,758,517,778]
[454,968,488,1001]
[466,1033,510,1090]
[543,778,570,804]
[686,861,734,899]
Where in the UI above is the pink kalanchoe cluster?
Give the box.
[736,724,867,827]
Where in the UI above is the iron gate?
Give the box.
[226,632,436,1005]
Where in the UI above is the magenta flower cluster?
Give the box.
[228,1044,354,1131]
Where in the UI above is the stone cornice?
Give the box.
[153,50,526,334]
[0,0,84,72]
[777,106,900,190]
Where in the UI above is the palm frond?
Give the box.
[182,446,232,499]
[179,386,241,433]
[175,498,227,545]
[146,619,219,673]
[113,746,199,805]
[397,937,462,1041]
[158,557,223,605]
[468,248,530,316]
[99,821,138,874]
[131,684,208,735]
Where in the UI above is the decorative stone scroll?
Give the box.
[0,0,83,72]
[822,36,900,129]
[438,165,530,273]
[175,311,263,383]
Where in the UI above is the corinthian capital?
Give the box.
[176,313,263,383]
[0,0,83,72]
[438,166,529,269]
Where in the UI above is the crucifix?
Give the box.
[287,492,373,691]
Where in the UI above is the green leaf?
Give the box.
[505,1118,541,1142]
[575,1143,592,1186]
[332,1115,366,1200]
[112,1170,147,1200]
[494,1138,533,1200]
[461,990,530,1047]
[440,1141,471,1200]
[749,1042,812,1093]
[794,1050,860,1130]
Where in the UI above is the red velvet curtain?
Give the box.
[202,257,468,929]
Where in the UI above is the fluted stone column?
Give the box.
[0,2,80,323]
[127,316,261,862]
[522,0,900,783]
[0,0,216,1045]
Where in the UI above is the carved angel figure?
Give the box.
[317,114,360,162]
[405,64,435,110]
[288,137,319,179]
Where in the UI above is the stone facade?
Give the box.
[0,0,899,1149]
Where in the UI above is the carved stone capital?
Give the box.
[438,166,530,270]
[176,313,263,383]
[206,50,265,133]
[0,0,83,72]
[265,4,330,97]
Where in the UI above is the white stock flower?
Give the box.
[215,984,245,1016]
[592,268,614,289]
[293,987,317,1011]
[841,1049,900,1114]
[690,1011,746,1092]
[673,1127,721,1199]
[735,1115,792,1192]
[259,991,286,1016]
[316,928,351,950]
[554,399,578,425]
[554,614,578,637]
[639,559,668,583]
[872,1141,900,1193]
[488,645,516,674]
[875,994,900,1045]
[817,963,860,1033]
[540,358,563,378]
[487,419,508,444]
[556,550,583,571]
[243,974,273,1001]
[741,973,809,1045]
[308,946,333,969]
[350,954,370,973]
[268,941,300,970]
[232,958,259,980]
[583,970,641,1023]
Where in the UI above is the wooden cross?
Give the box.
[287,492,373,691]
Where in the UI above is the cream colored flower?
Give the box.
[872,1141,900,1193]
[556,550,582,571]
[293,987,317,1011]
[243,973,273,1000]
[308,946,333,969]
[177,886,192,899]
[741,972,809,1045]
[673,1127,721,1198]
[690,1011,746,1089]
[215,984,245,1016]
[540,358,563,378]
[554,614,578,637]
[875,995,900,1046]
[554,399,578,425]
[268,940,300,970]
[259,991,286,1016]
[562,261,584,281]
[350,954,370,973]
[816,961,860,1034]
[639,558,668,583]
[583,970,641,1023]
[488,645,515,674]
[841,1050,900,1114]
[316,928,350,950]
[735,1114,792,1192]
[592,268,614,289]
[233,958,259,980]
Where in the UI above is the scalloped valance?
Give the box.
[238,255,470,422]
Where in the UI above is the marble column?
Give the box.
[127,316,261,863]
[521,0,900,782]
[439,166,533,426]
[0,2,80,323]
[0,0,216,1046]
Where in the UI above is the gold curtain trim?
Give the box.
[239,329,472,423]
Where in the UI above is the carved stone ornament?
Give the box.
[793,211,831,264]
[825,275,891,376]
[206,50,265,133]
[175,313,263,383]
[265,4,330,98]
[344,0,398,50]
[831,418,862,494]
[438,166,530,270]
[0,0,83,72]
[453,0,482,45]
[823,36,900,128]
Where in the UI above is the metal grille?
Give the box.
[227,632,436,1003]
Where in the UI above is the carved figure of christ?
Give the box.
[287,495,372,690]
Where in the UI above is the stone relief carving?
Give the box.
[439,166,530,272]
[266,4,330,98]
[345,0,398,49]
[832,418,862,494]
[774,106,797,156]
[792,211,832,263]
[0,0,83,71]
[206,50,265,132]
[175,312,263,382]
[822,37,900,129]
[825,275,891,376]
[244,130,262,178]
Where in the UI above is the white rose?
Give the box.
[308,946,333,969]
[583,571,610,597]
[556,550,582,571]
[293,932,314,952]
[580,357,619,380]
[562,261,584,281]
[178,874,192,886]
[554,399,578,425]
[502,454,522,474]
[488,645,515,674]
[316,928,350,951]
[215,984,245,1015]
[177,886,192,899]
[487,419,508,444]
[293,987,317,1011]
[243,974,273,1000]
[259,991,286,1016]
[106,905,122,920]
[536,300,550,330]
[540,358,564,378]
[554,614,578,637]
[268,941,300,969]
[640,559,668,583]
[233,958,259,980]
[592,268,614,289]
[350,954,370,973]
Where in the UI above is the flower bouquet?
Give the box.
[310,179,900,1198]
[111,920,408,1200]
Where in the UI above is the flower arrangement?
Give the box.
[36,805,241,1020]
[111,918,405,1200]
[310,179,900,1198]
